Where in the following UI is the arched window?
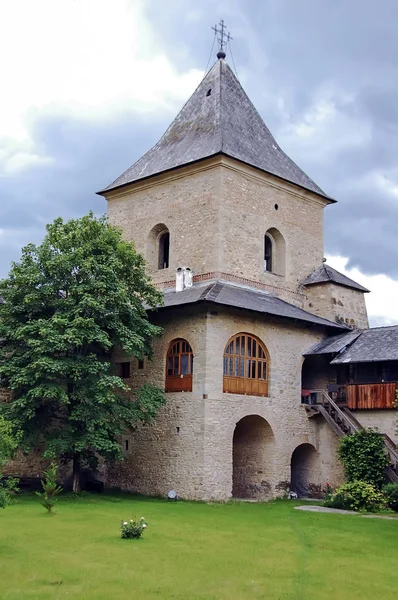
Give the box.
[264,228,286,276]
[147,224,170,271]
[165,338,193,392]
[264,234,273,272]
[158,231,170,269]
[223,333,269,397]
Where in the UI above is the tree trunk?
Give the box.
[72,454,81,493]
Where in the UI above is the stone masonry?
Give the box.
[109,306,344,500]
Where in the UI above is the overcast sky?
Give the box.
[1,0,398,326]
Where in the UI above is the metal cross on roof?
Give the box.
[212,19,232,59]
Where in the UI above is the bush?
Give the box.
[324,481,388,513]
[383,483,398,512]
[338,429,390,489]
[0,416,20,509]
[120,517,148,539]
[36,463,63,513]
[0,476,19,509]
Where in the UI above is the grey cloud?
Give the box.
[1,0,398,287]
[0,110,167,276]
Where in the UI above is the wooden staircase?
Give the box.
[305,389,398,483]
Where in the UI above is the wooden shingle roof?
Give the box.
[99,59,331,200]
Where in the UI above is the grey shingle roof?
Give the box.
[99,59,331,200]
[303,330,362,356]
[330,326,398,363]
[302,264,369,293]
[156,280,347,330]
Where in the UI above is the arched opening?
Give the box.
[147,224,170,271]
[158,231,170,269]
[264,228,286,276]
[165,338,193,392]
[290,443,320,497]
[232,415,275,498]
[223,333,269,396]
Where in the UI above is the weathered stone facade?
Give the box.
[107,156,331,307]
[108,306,345,500]
[304,282,369,329]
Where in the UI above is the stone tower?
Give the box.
[97,54,367,500]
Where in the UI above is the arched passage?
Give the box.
[232,415,275,499]
[290,443,320,497]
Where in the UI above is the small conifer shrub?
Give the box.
[36,463,63,513]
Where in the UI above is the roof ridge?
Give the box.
[98,58,331,198]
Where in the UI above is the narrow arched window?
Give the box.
[223,333,269,397]
[158,231,170,269]
[264,228,286,276]
[264,234,273,272]
[165,338,193,392]
[147,224,170,271]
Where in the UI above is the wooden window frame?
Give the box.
[165,338,193,392]
[223,333,269,397]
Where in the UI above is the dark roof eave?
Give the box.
[303,280,370,293]
[96,151,336,203]
[150,296,347,331]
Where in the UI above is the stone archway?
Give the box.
[290,443,320,497]
[232,415,275,499]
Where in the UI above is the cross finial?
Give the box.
[212,19,232,60]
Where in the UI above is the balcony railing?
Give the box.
[346,382,398,410]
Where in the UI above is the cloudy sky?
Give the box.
[1,0,397,326]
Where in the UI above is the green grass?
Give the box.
[0,494,397,600]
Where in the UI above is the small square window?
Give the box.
[138,358,145,370]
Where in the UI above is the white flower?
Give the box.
[142,524,147,528]
[130,519,134,523]
[123,521,128,526]
[140,517,145,520]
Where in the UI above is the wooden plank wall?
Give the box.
[347,383,398,409]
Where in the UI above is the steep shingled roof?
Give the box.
[155,280,347,330]
[303,330,362,356]
[99,59,331,199]
[302,264,369,293]
[331,326,398,363]
[304,325,398,363]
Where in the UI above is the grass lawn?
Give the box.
[0,494,397,600]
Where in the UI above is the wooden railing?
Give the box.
[346,382,398,410]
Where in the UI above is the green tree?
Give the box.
[338,428,390,489]
[0,416,19,508]
[0,213,165,492]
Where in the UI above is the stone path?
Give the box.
[295,505,397,520]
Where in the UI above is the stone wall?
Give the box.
[352,409,397,444]
[104,155,331,307]
[106,306,345,500]
[106,158,223,289]
[304,283,369,329]
[219,159,328,296]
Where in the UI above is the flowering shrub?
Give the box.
[120,517,148,539]
[324,480,388,513]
